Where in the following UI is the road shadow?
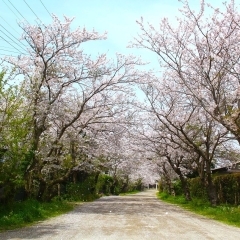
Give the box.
[73,191,188,216]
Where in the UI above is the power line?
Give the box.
[0,48,24,54]
[0,24,27,49]
[0,0,54,57]
[0,35,25,55]
[1,0,45,56]
[6,0,30,24]
[1,0,22,22]
[0,46,17,50]
[39,0,52,18]
[0,15,21,35]
[0,29,27,53]
[23,0,42,23]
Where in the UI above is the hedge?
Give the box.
[214,173,240,205]
[171,173,240,205]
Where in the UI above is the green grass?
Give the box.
[119,190,141,196]
[157,192,240,227]
[0,199,74,232]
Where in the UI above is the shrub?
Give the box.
[213,173,240,205]
[173,180,183,195]
[64,175,98,201]
[95,174,113,195]
[189,177,208,200]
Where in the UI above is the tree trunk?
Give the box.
[164,176,175,196]
[179,175,191,201]
[205,161,218,206]
[37,180,47,202]
[162,163,175,195]
[175,168,191,201]
[198,158,205,186]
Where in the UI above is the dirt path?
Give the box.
[1,190,240,240]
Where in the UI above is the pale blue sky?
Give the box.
[0,0,228,71]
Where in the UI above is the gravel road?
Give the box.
[1,190,240,240]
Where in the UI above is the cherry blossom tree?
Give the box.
[132,107,193,200]
[132,0,240,143]
[6,16,144,201]
[134,76,229,204]
[94,120,146,192]
[132,0,240,205]
[157,161,178,195]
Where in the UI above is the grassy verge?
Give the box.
[0,199,74,232]
[119,190,141,196]
[157,192,240,227]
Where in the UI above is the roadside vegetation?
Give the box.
[0,173,143,231]
[158,192,240,228]
[119,190,141,196]
[158,175,240,228]
[0,199,73,232]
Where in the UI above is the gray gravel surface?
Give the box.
[1,190,240,240]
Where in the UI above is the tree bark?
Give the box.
[36,180,47,202]
[205,161,218,206]
[175,167,191,201]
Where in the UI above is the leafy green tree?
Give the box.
[0,70,31,202]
